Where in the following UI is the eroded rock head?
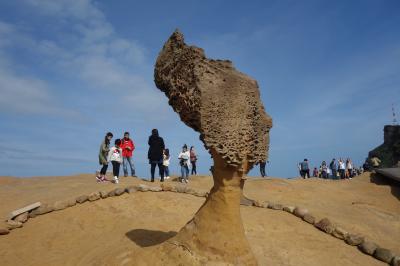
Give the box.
[154,30,272,169]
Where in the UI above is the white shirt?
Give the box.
[163,154,171,167]
[347,162,353,169]
[178,151,191,167]
[108,146,123,163]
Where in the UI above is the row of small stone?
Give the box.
[1,184,398,266]
[0,183,207,235]
[248,200,399,266]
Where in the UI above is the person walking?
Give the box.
[148,129,165,182]
[346,158,353,179]
[329,158,337,179]
[190,146,198,175]
[97,132,113,182]
[108,139,123,184]
[327,167,332,179]
[338,158,346,179]
[178,144,190,183]
[321,161,328,179]
[121,132,136,177]
[163,149,171,180]
[299,159,310,179]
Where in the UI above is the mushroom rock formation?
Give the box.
[154,30,272,265]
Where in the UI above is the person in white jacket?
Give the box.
[178,144,191,183]
[163,149,171,180]
[108,139,123,184]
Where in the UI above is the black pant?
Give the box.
[348,169,353,178]
[331,169,337,179]
[112,161,120,177]
[301,169,310,178]
[100,164,108,175]
[151,163,164,182]
[191,161,197,175]
[339,169,345,179]
[260,162,266,177]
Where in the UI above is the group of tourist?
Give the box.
[298,158,363,180]
[97,129,198,184]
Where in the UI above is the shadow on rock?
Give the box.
[370,172,400,201]
[125,229,177,247]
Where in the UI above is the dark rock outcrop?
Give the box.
[368,125,400,168]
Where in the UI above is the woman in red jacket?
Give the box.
[120,132,136,177]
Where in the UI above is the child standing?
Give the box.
[163,149,171,180]
[108,139,123,184]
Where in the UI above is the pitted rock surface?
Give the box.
[315,218,334,234]
[14,212,29,223]
[88,192,101,201]
[6,220,23,230]
[392,256,400,266]
[303,213,316,224]
[154,30,272,168]
[345,234,365,246]
[359,241,378,255]
[332,226,348,240]
[374,248,394,263]
[283,206,295,213]
[76,195,89,204]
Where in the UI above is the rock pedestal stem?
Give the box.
[172,150,256,264]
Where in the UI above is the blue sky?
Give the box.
[0,0,399,178]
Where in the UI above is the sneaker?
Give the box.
[184,179,188,183]
[166,176,170,180]
[180,178,184,183]
[114,176,119,184]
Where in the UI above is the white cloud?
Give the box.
[23,0,104,21]
[0,0,168,119]
[0,21,16,48]
[0,66,79,117]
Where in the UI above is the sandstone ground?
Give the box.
[0,172,398,265]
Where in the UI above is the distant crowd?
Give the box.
[96,129,198,184]
[298,158,364,180]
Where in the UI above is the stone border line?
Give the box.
[1,183,399,266]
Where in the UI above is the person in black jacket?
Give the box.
[148,129,165,182]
